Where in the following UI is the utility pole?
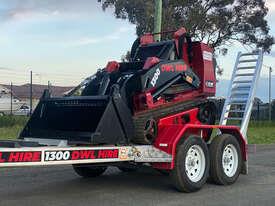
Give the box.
[47,80,51,91]
[10,82,13,115]
[30,71,33,115]
[154,0,162,41]
[269,67,272,121]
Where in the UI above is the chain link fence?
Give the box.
[213,98,275,121]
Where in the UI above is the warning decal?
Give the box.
[0,149,119,164]
[203,51,213,61]
[44,149,119,162]
[0,151,41,163]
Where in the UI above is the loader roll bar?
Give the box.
[137,27,193,64]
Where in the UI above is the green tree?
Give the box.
[98,0,274,54]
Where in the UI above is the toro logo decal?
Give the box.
[161,64,187,72]
[44,149,119,162]
[150,68,161,87]
[0,151,41,163]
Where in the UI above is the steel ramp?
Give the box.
[219,50,263,141]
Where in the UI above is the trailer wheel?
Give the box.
[171,136,209,192]
[73,165,107,178]
[209,134,242,185]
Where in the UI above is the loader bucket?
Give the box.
[19,92,134,145]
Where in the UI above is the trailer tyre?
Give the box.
[209,134,242,185]
[73,165,107,178]
[171,136,209,192]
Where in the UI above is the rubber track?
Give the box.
[131,98,208,144]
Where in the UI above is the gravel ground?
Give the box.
[0,145,275,206]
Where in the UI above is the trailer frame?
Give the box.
[0,123,246,172]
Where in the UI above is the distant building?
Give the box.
[0,85,10,94]
[1,84,73,100]
[0,84,73,114]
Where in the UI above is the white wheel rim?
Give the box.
[185,145,206,183]
[222,144,238,177]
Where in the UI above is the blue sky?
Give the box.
[0,0,274,88]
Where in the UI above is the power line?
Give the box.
[0,70,89,78]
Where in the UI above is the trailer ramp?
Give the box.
[219,50,263,141]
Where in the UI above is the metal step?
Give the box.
[236,66,255,70]
[231,91,249,96]
[229,102,247,105]
[230,95,249,100]
[231,91,250,95]
[240,53,259,57]
[235,73,255,77]
[233,80,253,84]
[225,117,243,121]
[239,59,257,63]
[226,110,245,113]
[232,86,251,91]
[230,97,247,102]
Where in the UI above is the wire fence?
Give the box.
[0,69,92,116]
[1,69,274,121]
[0,68,92,87]
[214,99,275,122]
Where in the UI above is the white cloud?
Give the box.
[269,51,275,57]
[8,9,61,22]
[0,0,103,22]
[266,0,275,13]
[0,67,13,71]
[70,27,134,46]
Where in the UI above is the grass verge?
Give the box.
[247,121,275,144]
[0,116,28,140]
[0,125,23,140]
[0,116,274,144]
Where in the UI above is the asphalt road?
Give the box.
[0,145,275,206]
